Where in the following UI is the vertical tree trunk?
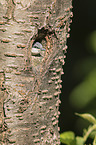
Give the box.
[0,0,72,144]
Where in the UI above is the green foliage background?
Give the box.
[59,0,96,144]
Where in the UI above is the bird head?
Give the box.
[33,42,45,51]
[31,42,45,56]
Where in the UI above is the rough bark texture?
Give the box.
[0,0,72,144]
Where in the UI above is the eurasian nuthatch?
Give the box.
[31,42,45,56]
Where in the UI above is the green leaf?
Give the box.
[75,113,96,124]
[69,69,96,109]
[76,136,84,145]
[93,136,96,145]
[86,31,96,54]
[83,124,96,142]
[60,131,75,145]
[89,131,96,139]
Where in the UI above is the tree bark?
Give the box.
[0,0,72,144]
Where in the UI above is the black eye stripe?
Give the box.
[33,46,39,48]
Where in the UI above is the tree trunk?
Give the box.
[0,0,72,144]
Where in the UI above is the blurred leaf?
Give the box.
[83,125,96,139]
[83,124,96,142]
[89,131,96,139]
[60,131,75,145]
[69,69,96,108]
[93,136,96,145]
[83,128,87,136]
[73,57,96,80]
[75,113,96,124]
[76,136,84,145]
[86,31,96,54]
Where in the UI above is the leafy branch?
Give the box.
[60,113,96,145]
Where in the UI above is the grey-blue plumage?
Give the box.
[33,42,45,51]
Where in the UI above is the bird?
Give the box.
[31,42,45,56]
